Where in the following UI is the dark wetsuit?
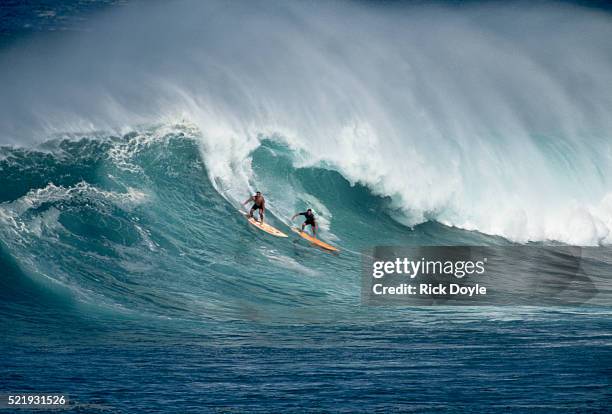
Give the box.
[300,211,316,226]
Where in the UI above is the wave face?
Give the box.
[0,0,611,321]
[1,0,612,247]
[0,125,502,321]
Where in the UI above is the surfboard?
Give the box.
[244,214,288,237]
[291,228,339,252]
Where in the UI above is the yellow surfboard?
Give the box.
[244,214,288,237]
[291,228,339,252]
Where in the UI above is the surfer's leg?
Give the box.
[258,208,264,223]
[248,207,255,218]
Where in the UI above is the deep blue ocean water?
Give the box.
[1,1,612,412]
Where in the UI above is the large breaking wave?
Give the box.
[1,0,611,246]
[0,125,488,320]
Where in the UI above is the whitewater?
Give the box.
[0,0,611,245]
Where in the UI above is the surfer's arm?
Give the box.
[242,196,253,205]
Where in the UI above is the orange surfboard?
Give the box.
[292,228,339,252]
[244,214,288,237]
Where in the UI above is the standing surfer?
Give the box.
[291,208,317,238]
[243,191,266,223]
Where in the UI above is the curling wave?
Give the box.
[1,0,611,246]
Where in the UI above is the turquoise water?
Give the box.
[0,127,610,412]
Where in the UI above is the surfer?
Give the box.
[291,208,317,238]
[243,191,266,223]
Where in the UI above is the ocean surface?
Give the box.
[1,1,611,412]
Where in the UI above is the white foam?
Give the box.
[1,181,148,222]
[2,1,612,245]
[260,250,321,277]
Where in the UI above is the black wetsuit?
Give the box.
[300,211,316,226]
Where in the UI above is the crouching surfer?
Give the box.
[243,191,265,223]
[291,208,317,238]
